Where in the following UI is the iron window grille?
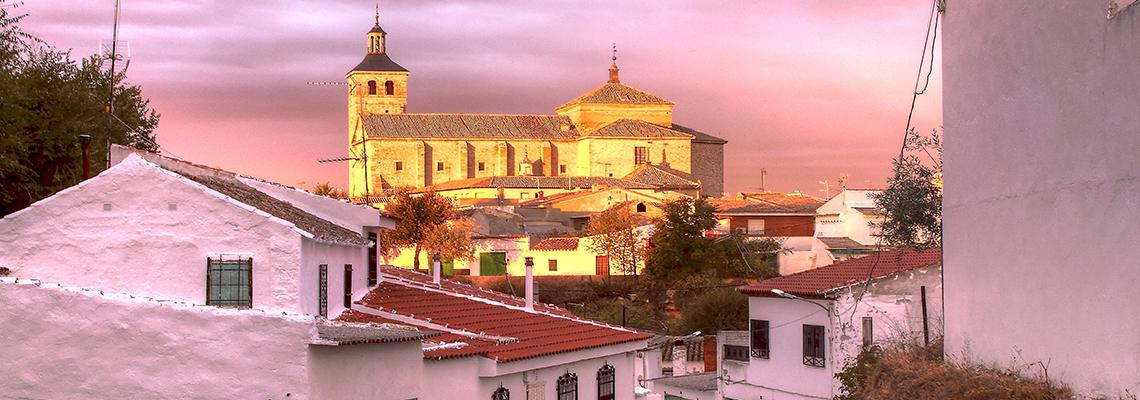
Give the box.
[318,264,328,318]
[206,256,252,308]
[750,320,770,359]
[597,364,615,400]
[557,372,578,400]
[343,264,353,309]
[367,232,378,286]
[724,344,749,362]
[492,385,509,400]
[803,324,826,367]
[634,146,649,165]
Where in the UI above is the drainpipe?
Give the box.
[524,256,534,310]
[432,252,441,285]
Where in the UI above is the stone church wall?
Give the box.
[691,141,725,197]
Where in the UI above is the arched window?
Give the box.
[596,364,615,400]
[557,372,578,400]
[635,203,647,213]
[367,80,377,95]
[491,385,509,400]
[385,80,395,95]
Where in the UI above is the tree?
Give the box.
[1,1,160,215]
[644,197,721,280]
[716,232,783,279]
[676,288,749,335]
[384,190,456,269]
[421,217,476,265]
[871,128,942,249]
[583,205,646,275]
[312,182,347,199]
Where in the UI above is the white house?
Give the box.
[814,189,884,261]
[338,264,653,400]
[729,248,942,399]
[943,1,1140,397]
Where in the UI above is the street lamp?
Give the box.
[770,288,830,315]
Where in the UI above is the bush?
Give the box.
[835,341,1073,400]
[578,299,665,332]
[675,288,748,335]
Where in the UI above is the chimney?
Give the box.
[524,256,535,310]
[79,134,92,180]
[432,253,441,285]
[672,340,688,376]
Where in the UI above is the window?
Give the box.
[559,164,567,174]
[862,317,874,349]
[548,259,558,272]
[395,161,404,171]
[368,232,378,286]
[597,364,615,400]
[724,344,749,362]
[343,264,353,309]
[595,256,610,276]
[367,80,377,95]
[318,264,328,318]
[492,385,509,400]
[557,372,578,400]
[634,146,648,165]
[526,382,545,400]
[747,219,766,235]
[206,256,252,308]
[635,203,647,213]
[478,162,486,171]
[437,161,445,171]
[750,320,770,358]
[385,80,395,95]
[803,324,826,367]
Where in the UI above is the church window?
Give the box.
[436,162,445,171]
[394,161,404,171]
[634,146,649,165]
[385,80,395,95]
[478,162,486,172]
[560,164,567,174]
[367,80,377,95]
[636,203,647,213]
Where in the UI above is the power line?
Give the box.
[899,0,941,162]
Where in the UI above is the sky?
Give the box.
[18,0,942,197]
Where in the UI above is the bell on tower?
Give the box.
[368,5,386,54]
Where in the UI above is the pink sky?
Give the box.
[20,0,941,197]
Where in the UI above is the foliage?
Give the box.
[644,197,721,280]
[835,340,1073,400]
[578,298,664,333]
[383,190,457,268]
[1,1,160,216]
[312,182,347,199]
[675,287,749,335]
[421,217,476,263]
[715,232,783,279]
[583,205,646,275]
[871,128,942,249]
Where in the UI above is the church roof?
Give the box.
[411,176,656,193]
[623,163,700,190]
[557,82,674,109]
[671,123,728,144]
[588,119,693,139]
[350,53,408,73]
[361,114,578,140]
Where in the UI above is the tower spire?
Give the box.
[608,43,620,83]
[367,5,387,54]
[375,4,380,26]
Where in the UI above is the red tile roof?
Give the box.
[739,248,941,299]
[710,192,824,215]
[531,237,580,251]
[338,266,651,362]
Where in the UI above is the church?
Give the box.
[345,13,726,201]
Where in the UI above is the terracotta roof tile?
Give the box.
[531,237,579,251]
[413,176,656,193]
[623,163,699,190]
[558,82,673,108]
[338,266,651,362]
[362,114,578,139]
[671,124,727,144]
[711,192,824,215]
[588,119,692,138]
[817,237,877,250]
[739,248,941,298]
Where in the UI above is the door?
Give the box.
[479,252,507,276]
[595,255,610,276]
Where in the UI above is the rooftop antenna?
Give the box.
[760,168,768,192]
[101,0,130,168]
[608,43,620,83]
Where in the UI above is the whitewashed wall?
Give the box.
[0,157,306,314]
[814,190,882,246]
[309,340,424,400]
[731,296,834,400]
[943,1,1140,397]
[421,346,640,400]
[299,238,372,318]
[0,279,314,399]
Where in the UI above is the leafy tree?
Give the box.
[644,197,721,280]
[716,232,784,279]
[1,1,160,215]
[871,128,942,249]
[583,205,646,275]
[384,190,456,269]
[312,182,347,199]
[421,217,476,265]
[676,288,749,335]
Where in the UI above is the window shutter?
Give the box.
[343,264,353,309]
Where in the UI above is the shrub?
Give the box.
[675,287,748,335]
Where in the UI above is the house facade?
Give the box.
[814,189,883,260]
[943,1,1140,396]
[709,192,831,275]
[731,249,942,399]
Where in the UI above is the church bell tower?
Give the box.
[347,8,409,122]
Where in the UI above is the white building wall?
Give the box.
[733,296,834,400]
[239,177,394,232]
[943,1,1140,397]
[0,157,307,314]
[0,279,314,399]
[814,190,881,246]
[309,340,424,400]
[299,238,372,319]
[421,348,639,400]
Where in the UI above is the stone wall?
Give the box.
[690,141,724,197]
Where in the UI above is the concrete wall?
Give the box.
[309,340,423,400]
[0,279,314,399]
[943,1,1140,397]
[0,156,309,314]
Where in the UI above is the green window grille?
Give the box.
[206,257,252,308]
